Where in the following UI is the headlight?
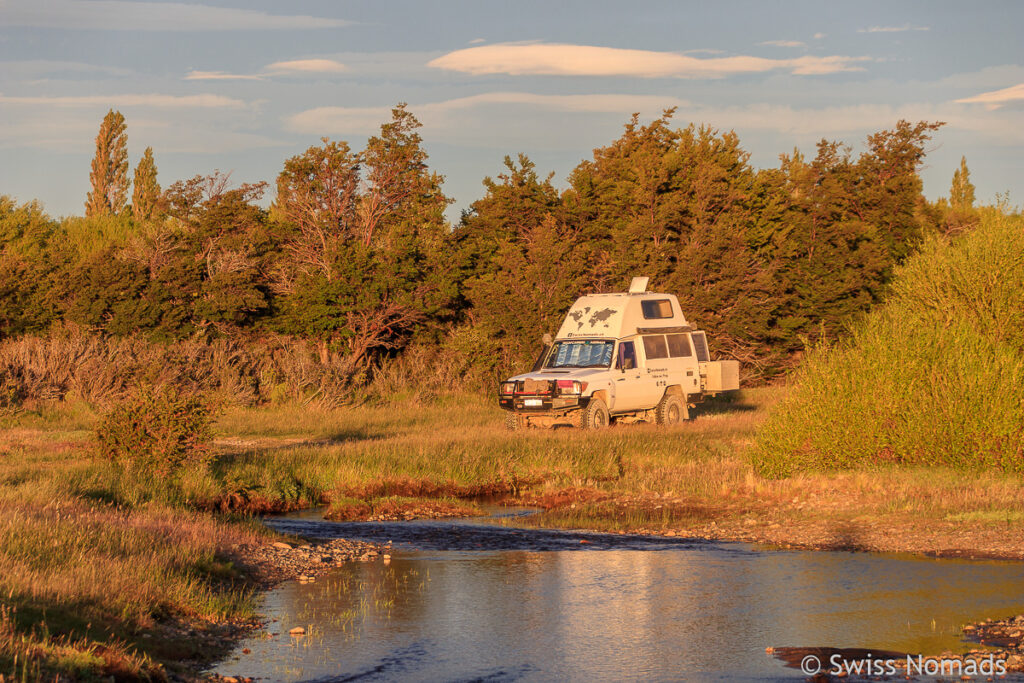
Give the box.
[556,380,587,395]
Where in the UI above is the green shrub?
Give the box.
[753,211,1024,477]
[95,386,215,474]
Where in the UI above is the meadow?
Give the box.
[5,383,1024,680]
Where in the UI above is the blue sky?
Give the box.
[1,0,1022,219]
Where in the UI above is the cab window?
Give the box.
[666,334,692,358]
[616,341,637,370]
[642,335,668,360]
[640,299,673,319]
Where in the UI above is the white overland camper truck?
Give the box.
[498,277,740,430]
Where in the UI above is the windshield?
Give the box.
[544,340,615,368]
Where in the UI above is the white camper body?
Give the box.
[498,277,740,429]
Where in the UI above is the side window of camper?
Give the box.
[642,335,668,360]
[666,334,692,358]
[640,299,673,319]
[616,341,637,370]
[690,331,710,362]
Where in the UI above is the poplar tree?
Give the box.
[131,147,161,221]
[85,109,129,217]
[950,156,975,211]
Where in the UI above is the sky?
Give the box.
[1,0,1022,220]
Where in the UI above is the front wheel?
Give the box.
[505,412,524,431]
[656,394,689,425]
[580,397,610,430]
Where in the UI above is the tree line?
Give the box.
[0,105,980,388]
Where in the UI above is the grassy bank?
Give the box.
[5,386,1024,679]
[201,391,1024,557]
[0,418,278,681]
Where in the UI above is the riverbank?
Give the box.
[204,388,1024,560]
[4,388,1024,679]
[514,483,1024,560]
[0,419,384,681]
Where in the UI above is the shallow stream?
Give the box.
[211,508,1024,681]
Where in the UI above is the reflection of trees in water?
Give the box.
[222,546,1024,681]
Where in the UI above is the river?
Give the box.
[210,508,1024,681]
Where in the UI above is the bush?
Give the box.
[0,369,26,413]
[753,211,1024,477]
[0,325,361,409]
[96,386,215,474]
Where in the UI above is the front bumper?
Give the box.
[498,395,584,412]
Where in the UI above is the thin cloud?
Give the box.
[286,92,1024,148]
[0,93,247,108]
[759,40,806,48]
[265,59,347,74]
[688,101,1024,144]
[427,43,868,78]
[0,0,351,31]
[0,110,282,153]
[183,60,348,81]
[0,60,135,78]
[468,38,487,45]
[858,25,930,33]
[955,82,1024,109]
[185,70,265,81]
[287,92,689,135]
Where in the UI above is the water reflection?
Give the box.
[214,542,1024,682]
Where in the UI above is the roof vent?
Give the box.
[628,276,649,294]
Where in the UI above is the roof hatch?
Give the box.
[628,276,649,294]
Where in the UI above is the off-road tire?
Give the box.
[655,393,689,425]
[579,397,610,430]
[505,412,524,431]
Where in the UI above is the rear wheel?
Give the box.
[579,397,610,430]
[505,412,524,431]
[656,393,689,425]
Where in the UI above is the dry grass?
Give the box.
[0,323,496,417]
[0,324,363,411]
[0,429,270,680]
[207,389,1024,556]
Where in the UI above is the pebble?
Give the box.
[230,537,386,586]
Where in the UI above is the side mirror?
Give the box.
[531,336,553,373]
